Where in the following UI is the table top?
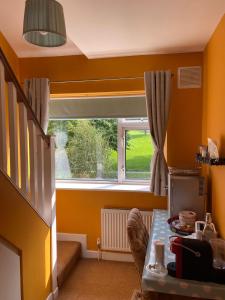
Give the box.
[142,209,225,300]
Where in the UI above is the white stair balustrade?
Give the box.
[8,82,19,186]
[37,134,45,217]
[0,50,54,226]
[44,136,55,225]
[0,61,7,173]
[28,120,38,208]
[0,48,57,295]
[19,102,29,195]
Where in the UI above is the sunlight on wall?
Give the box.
[0,172,52,300]
[45,231,51,288]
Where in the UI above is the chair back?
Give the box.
[127,208,149,278]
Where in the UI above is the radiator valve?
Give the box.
[97,237,101,249]
[97,238,102,261]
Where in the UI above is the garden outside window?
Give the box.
[48,118,153,184]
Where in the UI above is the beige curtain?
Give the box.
[24,78,50,133]
[144,71,171,196]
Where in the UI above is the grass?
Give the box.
[109,130,154,179]
[126,130,154,171]
[126,130,153,179]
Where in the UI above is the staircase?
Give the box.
[0,48,57,294]
[0,48,54,225]
[0,47,83,295]
[57,241,81,287]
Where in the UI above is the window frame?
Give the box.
[117,118,150,184]
[50,117,151,185]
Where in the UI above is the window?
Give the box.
[48,117,153,183]
[125,130,151,180]
[118,118,152,182]
[48,119,118,180]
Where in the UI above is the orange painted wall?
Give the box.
[20,51,203,250]
[202,14,225,239]
[0,31,20,80]
[0,33,52,299]
[0,172,51,300]
[20,52,203,168]
[57,189,166,250]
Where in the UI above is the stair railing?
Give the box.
[0,48,55,226]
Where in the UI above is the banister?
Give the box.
[0,48,50,146]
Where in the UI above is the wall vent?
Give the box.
[178,66,201,89]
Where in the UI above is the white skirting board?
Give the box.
[57,233,133,262]
[85,250,134,262]
[57,233,87,257]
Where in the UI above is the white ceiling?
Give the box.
[0,0,225,58]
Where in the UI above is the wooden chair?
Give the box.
[127,208,151,300]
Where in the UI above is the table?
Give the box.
[142,209,225,300]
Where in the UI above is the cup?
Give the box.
[195,221,205,240]
[154,240,165,269]
[179,211,197,227]
[195,221,205,231]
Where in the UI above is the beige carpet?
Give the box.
[57,241,81,288]
[57,258,139,300]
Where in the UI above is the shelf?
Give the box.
[196,153,225,165]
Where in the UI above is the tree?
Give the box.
[48,119,117,179]
[48,119,118,151]
[66,120,113,178]
[48,119,78,142]
[90,119,118,151]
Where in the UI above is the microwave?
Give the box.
[168,174,206,220]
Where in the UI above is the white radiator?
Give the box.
[101,208,152,252]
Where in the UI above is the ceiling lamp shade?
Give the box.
[23,0,67,47]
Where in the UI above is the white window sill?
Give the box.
[56,181,150,192]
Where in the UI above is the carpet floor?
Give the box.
[57,258,140,300]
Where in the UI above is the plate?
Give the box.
[167,216,194,236]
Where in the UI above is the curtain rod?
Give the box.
[50,73,174,84]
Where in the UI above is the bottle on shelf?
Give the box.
[203,213,217,241]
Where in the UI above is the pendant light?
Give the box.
[23,0,67,47]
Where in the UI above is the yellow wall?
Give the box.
[203,14,225,239]
[0,32,20,80]
[57,189,166,250]
[0,33,52,299]
[20,50,203,250]
[20,52,203,168]
[0,172,51,300]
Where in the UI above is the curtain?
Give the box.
[24,78,50,133]
[144,71,171,196]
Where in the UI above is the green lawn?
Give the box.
[109,130,154,179]
[126,130,154,170]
